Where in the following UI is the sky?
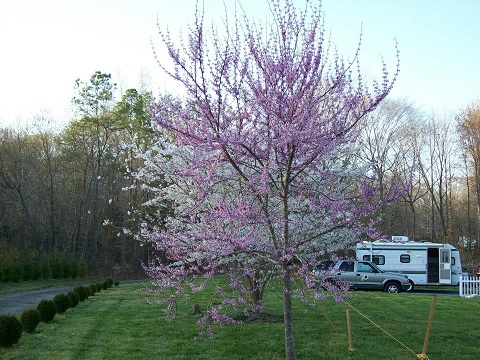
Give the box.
[0,0,479,128]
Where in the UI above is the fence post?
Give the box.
[420,293,437,359]
[459,274,464,297]
[346,309,354,352]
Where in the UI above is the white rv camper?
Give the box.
[356,236,464,291]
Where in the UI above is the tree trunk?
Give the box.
[283,265,296,360]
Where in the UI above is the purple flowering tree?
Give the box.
[140,1,400,358]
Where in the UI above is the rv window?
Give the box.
[372,255,385,265]
[451,257,455,266]
[362,255,371,261]
[400,254,410,263]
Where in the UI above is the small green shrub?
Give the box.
[96,283,102,293]
[67,291,80,308]
[22,262,34,281]
[42,263,51,279]
[106,278,114,287]
[62,261,72,278]
[37,300,56,323]
[70,261,79,278]
[0,315,22,347]
[85,286,91,298]
[89,284,97,296]
[78,260,87,278]
[20,309,41,333]
[114,280,119,286]
[50,258,64,279]
[31,262,42,280]
[102,281,108,290]
[73,286,87,302]
[6,264,23,282]
[53,294,71,314]
[0,263,6,282]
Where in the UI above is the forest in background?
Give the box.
[1,71,479,279]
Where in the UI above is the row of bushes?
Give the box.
[0,278,119,347]
[0,257,87,282]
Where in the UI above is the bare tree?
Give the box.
[456,100,480,257]
[356,98,422,236]
[417,116,456,242]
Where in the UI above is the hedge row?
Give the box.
[0,278,119,347]
[0,258,87,283]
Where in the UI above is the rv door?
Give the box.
[439,248,451,284]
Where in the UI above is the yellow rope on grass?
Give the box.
[316,304,350,348]
[344,300,429,359]
[416,354,429,360]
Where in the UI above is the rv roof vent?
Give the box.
[391,236,409,242]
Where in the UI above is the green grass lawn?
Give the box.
[1,278,479,359]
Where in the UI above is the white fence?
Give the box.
[459,274,480,297]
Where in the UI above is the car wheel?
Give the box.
[384,281,401,293]
[406,280,415,292]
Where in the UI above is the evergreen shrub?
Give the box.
[50,257,64,279]
[22,262,33,281]
[42,263,51,279]
[0,315,22,347]
[73,286,87,302]
[20,309,41,333]
[62,261,72,278]
[106,278,114,287]
[78,261,87,278]
[67,291,80,308]
[0,264,6,282]
[85,286,90,298]
[89,284,96,296]
[53,294,71,314]
[96,283,102,292]
[31,262,42,280]
[70,261,79,278]
[114,280,119,286]
[102,281,108,290]
[8,264,22,282]
[37,300,56,323]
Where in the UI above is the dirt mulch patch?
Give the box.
[234,312,283,323]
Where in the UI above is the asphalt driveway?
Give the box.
[0,287,74,315]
